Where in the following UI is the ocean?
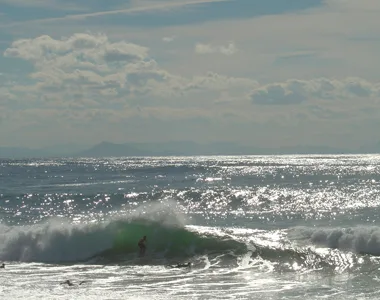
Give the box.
[1,155,380,299]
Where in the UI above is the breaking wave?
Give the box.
[288,226,380,256]
[2,201,380,274]
[0,203,247,263]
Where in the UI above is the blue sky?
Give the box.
[1,0,323,24]
[1,0,380,150]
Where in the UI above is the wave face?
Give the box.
[0,206,247,263]
[2,214,380,274]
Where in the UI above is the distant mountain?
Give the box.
[75,141,155,157]
[266,145,346,155]
[74,141,256,157]
[73,141,349,157]
[358,141,380,154]
[0,147,52,159]
[131,141,196,156]
[2,140,378,159]
[41,143,90,156]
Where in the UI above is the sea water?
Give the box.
[1,155,380,299]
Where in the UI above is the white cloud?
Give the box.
[195,42,237,55]
[61,0,371,82]
[4,33,171,101]
[186,72,257,92]
[251,78,380,105]
[162,36,176,42]
[4,33,149,65]
[4,0,380,83]
[3,29,380,148]
[3,33,255,112]
[4,33,380,114]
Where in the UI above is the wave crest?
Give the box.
[0,219,246,263]
[288,226,380,256]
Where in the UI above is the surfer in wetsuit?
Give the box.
[60,280,86,286]
[61,280,75,286]
[138,236,147,256]
[170,262,191,268]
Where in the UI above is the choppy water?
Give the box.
[1,155,380,299]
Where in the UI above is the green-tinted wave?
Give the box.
[94,220,248,261]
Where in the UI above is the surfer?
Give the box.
[138,235,147,256]
[60,280,86,286]
[0,263,4,268]
[61,280,75,286]
[170,262,191,268]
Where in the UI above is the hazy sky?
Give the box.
[1,0,380,149]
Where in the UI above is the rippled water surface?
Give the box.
[1,155,380,299]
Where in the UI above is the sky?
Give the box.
[1,0,380,150]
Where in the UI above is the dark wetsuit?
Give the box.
[171,262,191,268]
[138,238,146,255]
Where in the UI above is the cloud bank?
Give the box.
[195,42,238,55]
[251,78,380,105]
[1,32,380,147]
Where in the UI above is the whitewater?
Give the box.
[1,155,380,299]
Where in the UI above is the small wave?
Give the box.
[288,226,380,256]
[54,179,135,187]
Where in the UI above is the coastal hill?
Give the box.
[1,141,380,158]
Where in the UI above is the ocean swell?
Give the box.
[0,218,247,263]
[288,226,380,256]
